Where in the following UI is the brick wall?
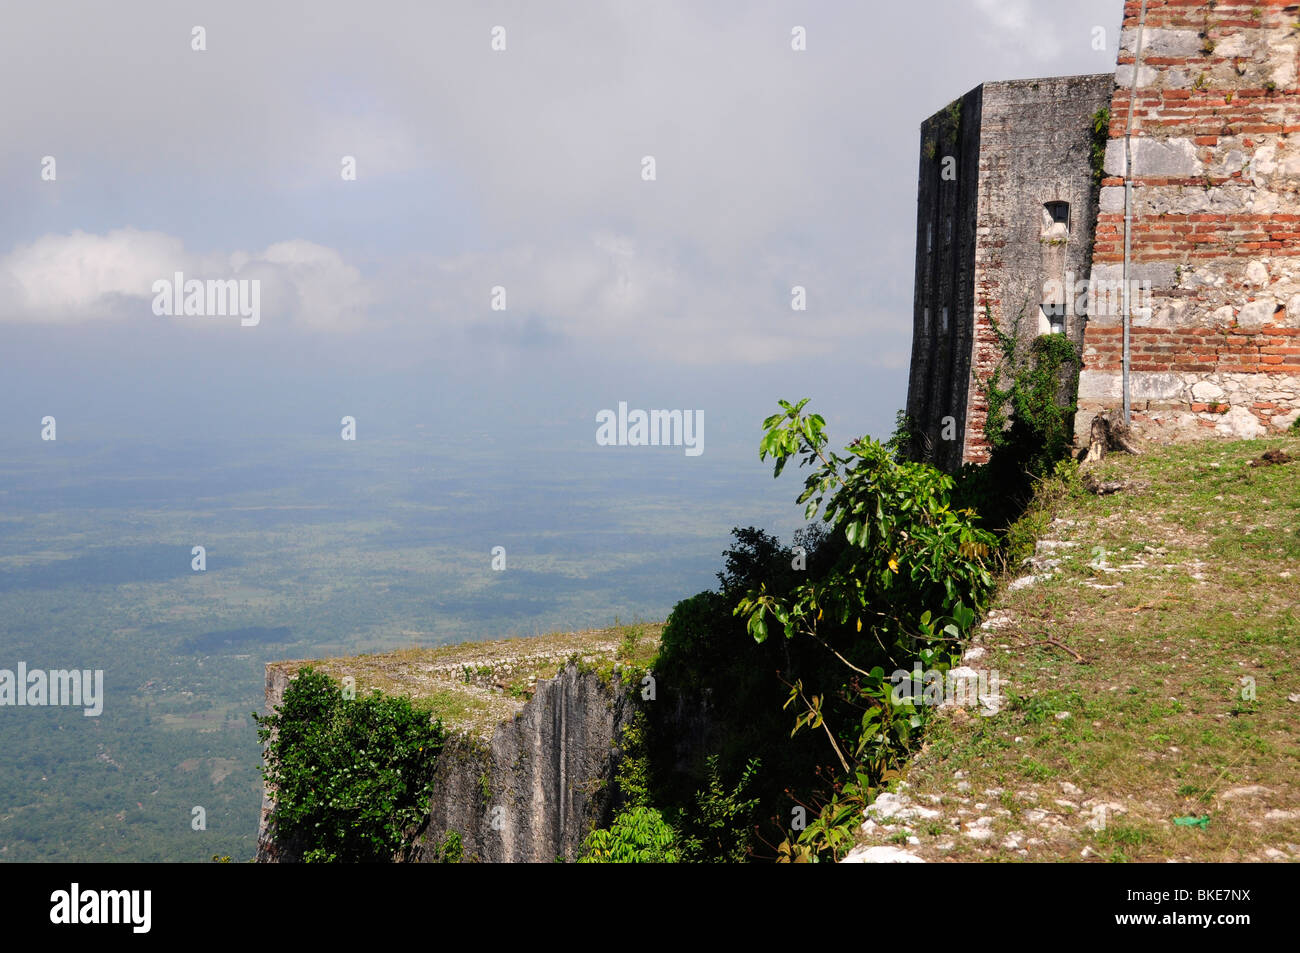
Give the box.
[1078,0,1300,440]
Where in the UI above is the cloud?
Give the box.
[0,230,369,331]
[0,0,1121,367]
[972,0,1065,62]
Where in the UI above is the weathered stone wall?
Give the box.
[1078,0,1300,441]
[410,663,632,863]
[970,76,1114,462]
[255,662,633,863]
[907,75,1112,470]
[908,86,984,472]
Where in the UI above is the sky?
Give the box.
[0,0,1123,455]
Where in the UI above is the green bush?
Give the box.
[1090,107,1111,185]
[736,399,997,859]
[254,667,446,862]
[434,830,463,864]
[983,322,1080,480]
[679,756,761,863]
[578,806,680,863]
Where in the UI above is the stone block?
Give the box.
[1216,406,1265,439]
[1077,370,1122,401]
[1237,298,1277,332]
[1286,294,1300,328]
[1190,380,1225,402]
[1099,186,1125,214]
[1120,28,1203,57]
[1131,372,1183,401]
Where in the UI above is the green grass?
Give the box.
[272,622,663,739]
[856,433,1300,862]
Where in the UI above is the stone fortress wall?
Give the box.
[906,1,1300,469]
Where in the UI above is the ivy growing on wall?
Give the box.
[980,305,1081,479]
[1090,106,1111,185]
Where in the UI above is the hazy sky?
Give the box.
[0,0,1122,454]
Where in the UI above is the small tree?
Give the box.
[736,399,995,783]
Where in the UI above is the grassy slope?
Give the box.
[856,431,1300,862]
[268,622,661,740]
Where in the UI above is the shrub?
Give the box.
[679,756,762,863]
[253,667,446,862]
[736,400,996,857]
[982,308,1081,480]
[578,806,680,863]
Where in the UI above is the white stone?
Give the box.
[1077,370,1123,401]
[1008,574,1048,591]
[1215,34,1248,57]
[1121,28,1203,57]
[1099,186,1125,214]
[1271,44,1298,92]
[1136,300,1187,329]
[1246,261,1270,287]
[1115,64,1159,88]
[1287,295,1300,328]
[867,793,940,823]
[1220,785,1271,801]
[1036,540,1078,552]
[841,845,926,864]
[1131,372,1183,400]
[1211,305,1236,330]
[1216,406,1265,439]
[1238,298,1277,332]
[1274,410,1300,431]
[1191,380,1225,402]
[1129,138,1203,178]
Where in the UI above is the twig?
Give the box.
[1024,638,1088,664]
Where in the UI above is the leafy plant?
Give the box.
[735,400,994,858]
[944,99,962,144]
[253,667,446,862]
[883,408,917,462]
[1090,107,1110,184]
[578,806,680,863]
[679,756,762,863]
[434,830,463,863]
[980,307,1081,479]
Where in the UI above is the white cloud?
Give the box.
[0,230,369,331]
[973,0,1065,62]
